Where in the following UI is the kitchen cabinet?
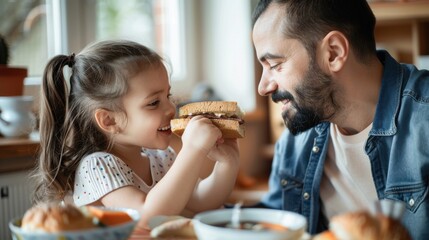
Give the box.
[0,133,39,173]
[371,1,429,65]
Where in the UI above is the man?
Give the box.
[252,0,429,239]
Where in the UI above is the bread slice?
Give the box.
[171,118,245,138]
[178,101,244,118]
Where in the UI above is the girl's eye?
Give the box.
[167,93,172,99]
[148,100,160,107]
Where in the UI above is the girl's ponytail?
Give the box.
[33,54,74,203]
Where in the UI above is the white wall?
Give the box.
[200,0,256,112]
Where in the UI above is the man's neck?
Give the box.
[333,55,383,135]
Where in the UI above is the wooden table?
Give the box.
[129,228,197,240]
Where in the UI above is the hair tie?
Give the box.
[66,53,75,68]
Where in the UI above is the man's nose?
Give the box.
[258,71,278,96]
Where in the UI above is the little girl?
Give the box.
[32,40,240,227]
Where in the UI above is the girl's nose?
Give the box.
[258,71,278,96]
[167,100,176,118]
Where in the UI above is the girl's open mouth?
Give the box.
[158,125,172,134]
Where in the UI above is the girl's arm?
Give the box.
[185,139,240,212]
[100,116,222,228]
[100,146,207,228]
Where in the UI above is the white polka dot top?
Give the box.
[73,147,176,206]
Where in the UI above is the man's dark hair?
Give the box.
[252,0,377,62]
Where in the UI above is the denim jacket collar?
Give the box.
[314,122,329,135]
[371,51,403,136]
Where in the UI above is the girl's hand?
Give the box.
[207,139,239,165]
[181,116,222,153]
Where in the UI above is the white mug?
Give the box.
[0,96,36,138]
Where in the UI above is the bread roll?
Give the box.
[376,214,412,240]
[313,211,411,240]
[329,211,381,240]
[150,217,196,238]
[21,203,96,232]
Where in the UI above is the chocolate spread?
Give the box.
[181,113,244,124]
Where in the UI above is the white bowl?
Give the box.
[9,207,140,240]
[193,208,307,240]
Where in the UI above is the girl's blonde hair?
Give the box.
[32,40,164,203]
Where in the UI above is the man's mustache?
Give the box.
[272,90,294,103]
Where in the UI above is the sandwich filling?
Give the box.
[180,112,245,124]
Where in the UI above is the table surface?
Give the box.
[129,228,197,240]
[128,228,312,240]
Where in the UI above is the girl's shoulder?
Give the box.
[83,151,114,159]
[81,151,118,162]
[79,151,129,169]
[142,147,176,174]
[141,146,176,162]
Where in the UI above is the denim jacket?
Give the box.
[259,51,429,240]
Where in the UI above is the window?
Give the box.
[1,0,189,82]
[95,0,187,80]
[0,0,48,76]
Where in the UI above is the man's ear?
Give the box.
[94,108,118,134]
[320,30,349,73]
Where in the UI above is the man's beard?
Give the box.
[272,59,339,135]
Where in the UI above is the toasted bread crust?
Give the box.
[171,118,245,138]
[178,101,242,117]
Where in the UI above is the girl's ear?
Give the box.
[320,30,349,73]
[94,109,118,134]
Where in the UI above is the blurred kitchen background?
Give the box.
[0,1,271,238]
[1,0,429,239]
[0,0,273,182]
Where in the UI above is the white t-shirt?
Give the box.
[320,123,378,219]
[73,147,176,206]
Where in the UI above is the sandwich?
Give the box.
[170,101,245,138]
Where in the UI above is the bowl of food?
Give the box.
[193,208,307,240]
[9,203,140,240]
